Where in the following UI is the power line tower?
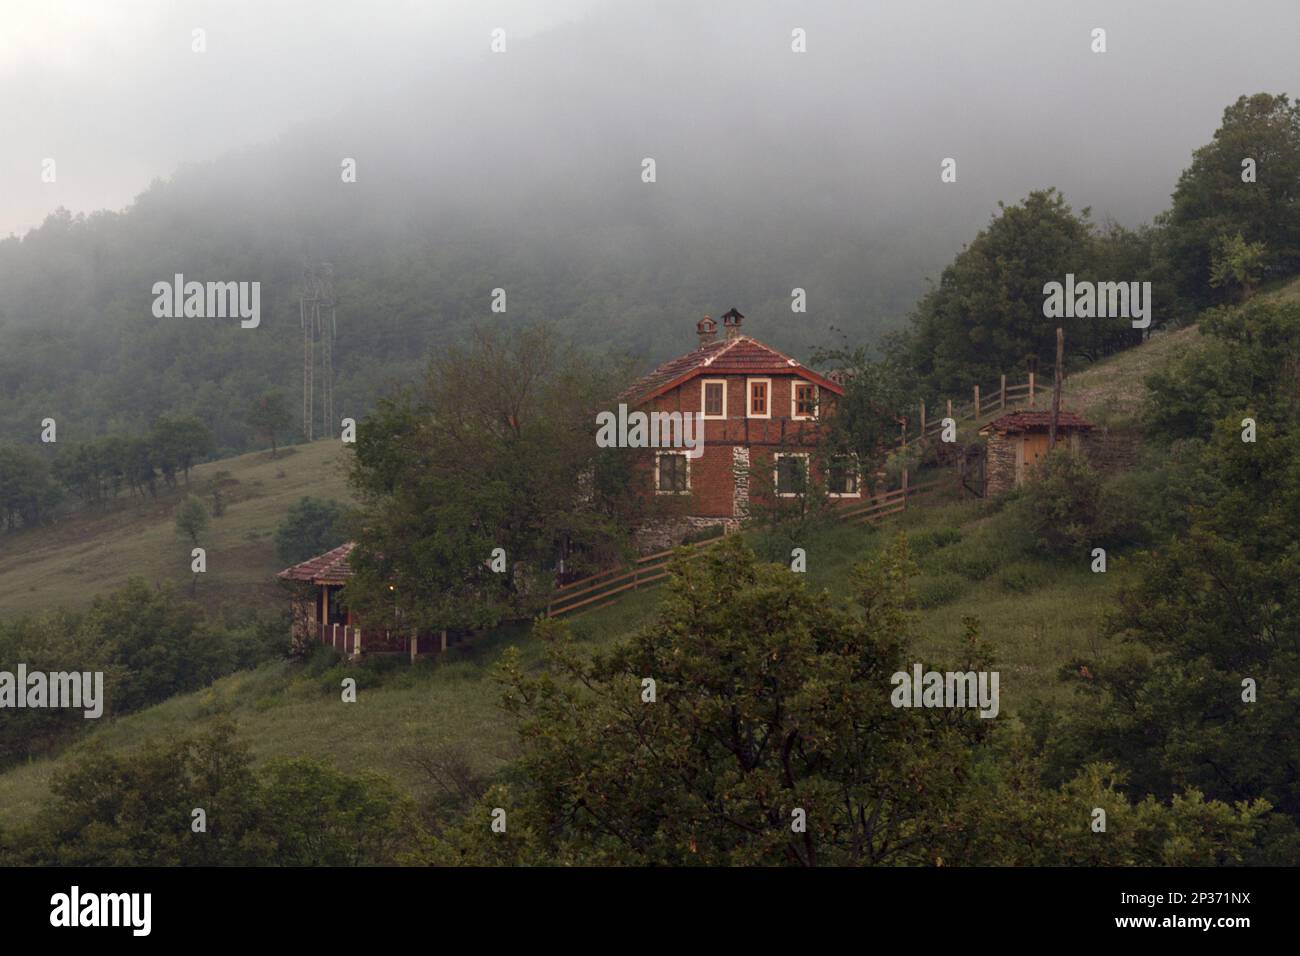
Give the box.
[299,263,337,442]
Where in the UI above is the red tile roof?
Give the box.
[277,542,356,584]
[619,334,844,405]
[979,410,1094,435]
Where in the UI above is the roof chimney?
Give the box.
[696,314,717,346]
[721,307,744,339]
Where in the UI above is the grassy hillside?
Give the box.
[0,439,352,618]
[13,287,1281,833]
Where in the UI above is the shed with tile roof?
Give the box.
[978,410,1094,494]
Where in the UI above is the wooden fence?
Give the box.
[546,534,728,618]
[547,476,946,618]
[913,373,1039,443]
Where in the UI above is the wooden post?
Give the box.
[355,627,362,658]
[919,401,926,435]
[1049,327,1064,450]
[1028,371,1036,406]
[440,629,448,653]
[974,385,980,419]
[901,467,909,507]
[1000,374,1006,410]
[410,628,418,663]
[946,398,953,421]
[900,417,907,449]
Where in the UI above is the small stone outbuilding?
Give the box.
[978,410,1094,495]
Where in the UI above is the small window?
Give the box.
[656,452,689,494]
[792,383,818,419]
[828,456,860,496]
[774,454,808,497]
[702,380,726,418]
[748,379,770,418]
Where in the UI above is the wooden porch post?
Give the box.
[1028,371,1036,406]
[1000,374,1006,410]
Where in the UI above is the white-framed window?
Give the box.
[701,379,727,419]
[827,455,861,497]
[773,452,810,497]
[747,378,771,419]
[655,451,690,495]
[791,381,819,420]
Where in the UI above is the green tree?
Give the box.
[439,536,994,865]
[1144,298,1300,442]
[0,444,61,529]
[904,188,1149,395]
[275,496,346,563]
[246,389,294,457]
[1013,448,1104,559]
[174,493,209,546]
[151,415,215,486]
[1159,93,1300,313]
[1208,233,1268,301]
[345,324,636,634]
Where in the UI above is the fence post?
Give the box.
[633,567,639,591]
[919,401,926,435]
[902,467,909,508]
[410,628,418,664]
[440,629,448,653]
[946,399,953,421]
[974,385,980,419]
[1000,374,1006,409]
[1029,372,1036,406]
[900,417,907,448]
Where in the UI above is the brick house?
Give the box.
[978,410,1094,495]
[619,308,853,549]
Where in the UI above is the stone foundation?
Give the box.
[632,515,741,555]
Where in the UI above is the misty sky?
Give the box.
[3,0,1299,240]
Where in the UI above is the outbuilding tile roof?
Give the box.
[979,410,1094,435]
[277,542,356,584]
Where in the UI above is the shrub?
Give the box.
[914,572,968,608]
[1015,449,1103,559]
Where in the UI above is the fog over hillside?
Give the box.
[1,0,1297,448]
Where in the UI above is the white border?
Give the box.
[827,454,861,498]
[654,451,691,495]
[773,452,810,497]
[701,378,727,420]
[747,377,772,419]
[791,381,819,420]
